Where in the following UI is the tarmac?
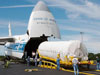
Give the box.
[0,61,100,75]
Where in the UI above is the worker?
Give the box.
[3,56,7,68]
[65,55,69,62]
[4,56,10,68]
[72,57,79,75]
[39,56,42,66]
[32,52,35,58]
[27,56,30,66]
[35,52,38,66]
[24,51,27,59]
[56,53,60,70]
[6,60,9,68]
[87,59,90,69]
[23,51,27,63]
[96,56,100,70]
[32,51,35,62]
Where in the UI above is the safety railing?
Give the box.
[38,60,57,69]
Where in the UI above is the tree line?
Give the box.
[88,53,100,60]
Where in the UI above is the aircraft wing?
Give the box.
[0,37,15,45]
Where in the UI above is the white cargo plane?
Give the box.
[0,1,88,64]
[0,1,60,59]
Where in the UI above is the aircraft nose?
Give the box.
[33,1,50,12]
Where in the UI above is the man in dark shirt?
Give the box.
[96,56,100,70]
[27,56,30,66]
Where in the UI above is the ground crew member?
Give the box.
[35,52,38,66]
[24,51,27,59]
[32,52,35,58]
[23,51,27,63]
[3,56,6,68]
[72,57,79,75]
[32,52,35,64]
[39,56,42,66]
[87,59,90,69]
[65,55,69,62]
[56,53,60,70]
[4,56,10,68]
[27,56,30,66]
[5,60,9,68]
[3,56,7,68]
[96,56,100,70]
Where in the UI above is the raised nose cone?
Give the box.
[33,1,50,12]
[28,1,61,39]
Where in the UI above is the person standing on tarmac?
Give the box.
[96,56,100,70]
[72,57,80,75]
[56,53,60,70]
[24,51,27,59]
[3,56,10,68]
[87,59,90,69]
[32,52,35,61]
[27,56,30,66]
[39,56,42,66]
[23,51,27,63]
[35,52,38,66]
[3,56,7,68]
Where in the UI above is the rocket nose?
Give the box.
[33,1,50,12]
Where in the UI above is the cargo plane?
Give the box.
[0,1,60,59]
[0,1,88,65]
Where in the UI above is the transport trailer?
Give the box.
[38,53,94,66]
[38,40,94,66]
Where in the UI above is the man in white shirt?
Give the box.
[72,57,79,75]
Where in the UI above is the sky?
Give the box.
[0,0,100,54]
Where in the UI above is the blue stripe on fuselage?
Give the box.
[5,42,26,53]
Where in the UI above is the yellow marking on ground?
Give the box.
[39,65,95,75]
[61,68,95,75]
[96,70,100,71]
[83,70,100,75]
[79,72,95,75]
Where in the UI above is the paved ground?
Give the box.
[0,61,74,75]
[0,61,100,75]
[80,65,100,75]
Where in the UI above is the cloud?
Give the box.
[7,0,99,19]
[61,34,90,41]
[0,5,34,8]
[60,34,100,53]
[0,4,68,9]
[67,13,80,19]
[60,25,100,35]
[11,21,28,27]
[0,19,28,36]
[86,41,100,54]
[43,0,100,19]
[0,19,27,27]
[56,18,100,36]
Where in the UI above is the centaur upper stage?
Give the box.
[28,1,61,39]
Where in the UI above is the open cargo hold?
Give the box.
[24,37,47,57]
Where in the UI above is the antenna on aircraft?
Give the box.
[8,21,12,37]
